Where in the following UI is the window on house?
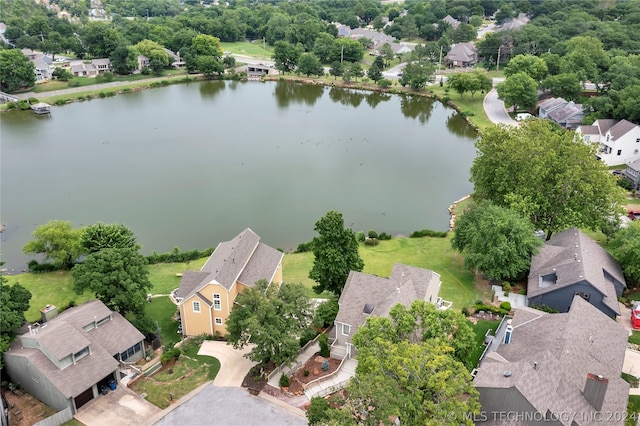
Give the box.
[636,138,640,143]
[193,301,201,313]
[213,294,221,311]
[617,149,622,155]
[97,316,110,326]
[73,346,90,362]
[215,318,223,325]
[606,135,610,142]
[342,324,350,336]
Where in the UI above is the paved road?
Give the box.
[483,88,518,126]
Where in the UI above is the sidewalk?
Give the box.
[303,358,357,399]
[267,341,320,388]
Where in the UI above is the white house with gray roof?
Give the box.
[474,296,629,425]
[3,300,145,414]
[174,228,283,337]
[576,119,640,166]
[526,227,626,317]
[332,264,446,359]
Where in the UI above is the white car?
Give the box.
[516,113,533,122]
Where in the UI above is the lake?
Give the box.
[0,80,477,272]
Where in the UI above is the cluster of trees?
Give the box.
[307,300,479,425]
[22,220,156,334]
[0,271,32,369]
[452,119,627,282]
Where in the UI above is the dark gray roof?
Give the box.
[335,264,440,344]
[577,125,598,135]
[594,119,618,134]
[527,227,626,314]
[176,229,283,303]
[538,97,566,113]
[445,42,477,63]
[7,300,142,398]
[474,296,629,425]
[547,102,583,124]
[609,119,638,140]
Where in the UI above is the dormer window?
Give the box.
[96,316,110,326]
[363,304,375,315]
[73,346,90,363]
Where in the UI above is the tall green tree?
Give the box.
[0,272,32,368]
[470,120,626,240]
[272,40,303,73]
[399,61,434,89]
[504,54,548,83]
[609,221,640,286]
[496,72,538,112]
[191,34,223,58]
[347,62,364,82]
[80,222,140,254]
[296,52,324,77]
[72,248,152,317]
[226,280,311,365]
[23,220,83,269]
[0,49,35,92]
[309,211,364,295]
[451,202,543,280]
[367,55,384,82]
[329,60,344,80]
[541,73,582,101]
[135,39,170,66]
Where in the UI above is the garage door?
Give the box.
[74,386,94,410]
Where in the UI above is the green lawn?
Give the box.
[629,331,640,345]
[468,319,501,368]
[428,84,493,131]
[145,296,180,347]
[627,395,640,426]
[221,40,273,59]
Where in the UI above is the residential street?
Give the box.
[483,88,518,126]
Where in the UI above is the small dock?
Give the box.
[30,102,51,114]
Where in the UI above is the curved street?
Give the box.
[483,88,518,126]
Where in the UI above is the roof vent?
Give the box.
[534,362,538,370]
[363,304,375,315]
[503,371,512,377]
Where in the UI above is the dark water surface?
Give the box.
[0,80,477,271]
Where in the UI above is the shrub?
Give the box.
[299,327,318,347]
[319,333,330,357]
[279,373,290,388]
[102,72,114,82]
[27,260,59,273]
[442,95,450,103]
[68,80,80,87]
[161,347,182,364]
[474,303,508,316]
[410,229,448,238]
[28,97,39,104]
[295,241,314,253]
[304,369,310,376]
[307,397,331,426]
[378,232,392,240]
[146,247,214,264]
[367,229,378,239]
[141,67,151,75]
[500,302,511,311]
[6,102,17,110]
[378,78,392,88]
[121,88,131,93]
[98,92,106,98]
[461,306,470,316]
[17,100,30,110]
[53,99,67,105]
[618,177,633,191]
[321,359,329,371]
[314,299,339,328]
[531,304,559,313]
[356,231,365,242]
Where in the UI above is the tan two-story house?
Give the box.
[173,228,283,337]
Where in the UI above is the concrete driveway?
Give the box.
[74,385,161,426]
[198,340,256,387]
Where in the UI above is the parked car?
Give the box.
[631,301,640,329]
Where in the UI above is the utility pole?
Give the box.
[438,44,443,73]
[496,45,502,72]
[341,45,344,63]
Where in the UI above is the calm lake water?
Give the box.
[0,80,477,272]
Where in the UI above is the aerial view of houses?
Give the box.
[2,1,640,426]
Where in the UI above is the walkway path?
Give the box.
[304,358,357,400]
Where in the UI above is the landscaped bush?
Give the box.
[161,346,182,364]
[461,306,470,316]
[68,80,80,87]
[28,97,39,104]
[410,229,448,238]
[303,369,310,377]
[500,302,511,311]
[17,100,30,110]
[356,231,365,242]
[378,232,392,240]
[98,92,106,98]
[378,78,392,88]
[6,102,17,110]
[474,303,508,316]
[53,99,67,105]
[618,177,634,191]
[502,282,511,295]
[368,229,378,239]
[279,373,290,388]
[321,359,329,371]
[295,241,314,253]
[319,333,330,357]
[364,238,379,246]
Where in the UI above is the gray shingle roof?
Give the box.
[8,300,142,398]
[627,158,640,172]
[474,296,629,426]
[577,125,598,135]
[335,264,440,344]
[527,228,626,314]
[609,119,638,140]
[547,102,583,123]
[538,97,567,112]
[594,119,618,134]
[445,42,477,63]
[176,229,283,303]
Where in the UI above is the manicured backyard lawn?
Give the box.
[468,319,501,368]
[145,296,180,347]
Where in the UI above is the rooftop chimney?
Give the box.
[40,304,58,323]
[504,324,514,344]
[584,373,608,411]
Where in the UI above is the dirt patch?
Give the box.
[3,389,57,426]
[242,361,276,395]
[293,353,341,386]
